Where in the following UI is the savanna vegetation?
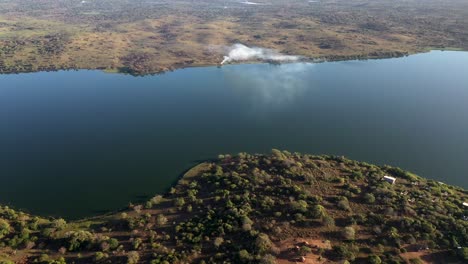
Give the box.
[1,150,467,263]
[0,0,468,75]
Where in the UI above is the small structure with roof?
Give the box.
[383,175,397,184]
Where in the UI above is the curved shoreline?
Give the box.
[1,152,467,263]
[2,153,467,221]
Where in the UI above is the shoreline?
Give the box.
[2,153,467,221]
[1,152,467,263]
[1,48,466,76]
[0,49,435,76]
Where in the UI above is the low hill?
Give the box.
[1,151,467,263]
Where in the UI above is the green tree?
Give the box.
[66,230,95,251]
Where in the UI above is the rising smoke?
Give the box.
[220,44,301,65]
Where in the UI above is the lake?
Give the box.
[1,50,467,219]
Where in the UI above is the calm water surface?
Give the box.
[1,51,468,218]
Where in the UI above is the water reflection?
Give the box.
[221,63,315,108]
[1,51,468,218]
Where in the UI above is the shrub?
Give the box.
[66,230,95,251]
[300,245,312,256]
[291,200,308,213]
[255,233,273,254]
[311,205,327,219]
[337,197,351,211]
[321,215,335,227]
[174,198,185,207]
[260,254,277,264]
[457,247,468,260]
[342,226,356,240]
[238,249,252,261]
[364,193,376,204]
[133,238,142,249]
[368,255,382,264]
[95,252,108,261]
[150,195,163,205]
[385,167,417,181]
[156,214,168,226]
[242,221,252,232]
[145,201,153,209]
[351,171,364,180]
[120,212,128,220]
[0,219,10,239]
[38,254,49,262]
[332,245,356,261]
[127,251,140,264]
[132,205,142,214]
[52,219,67,230]
[108,238,119,250]
[214,237,224,248]
[58,247,66,255]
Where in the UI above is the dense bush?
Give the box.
[0,219,10,239]
[66,230,95,251]
[1,151,467,263]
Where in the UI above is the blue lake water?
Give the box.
[1,50,467,218]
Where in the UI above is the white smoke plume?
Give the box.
[240,1,264,5]
[220,44,301,65]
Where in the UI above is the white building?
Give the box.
[383,175,397,184]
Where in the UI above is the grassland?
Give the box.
[1,151,467,263]
[0,0,468,75]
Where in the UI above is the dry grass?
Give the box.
[0,0,467,74]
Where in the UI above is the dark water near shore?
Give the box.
[1,50,468,219]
